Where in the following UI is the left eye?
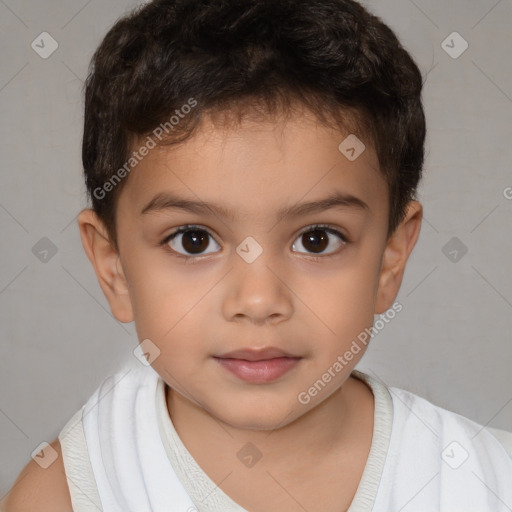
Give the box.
[292,226,347,256]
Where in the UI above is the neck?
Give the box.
[166,374,372,468]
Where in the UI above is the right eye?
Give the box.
[161,225,221,258]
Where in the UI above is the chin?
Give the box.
[213,401,302,432]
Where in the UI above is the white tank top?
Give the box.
[58,363,512,511]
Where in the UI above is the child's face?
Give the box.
[79,108,421,430]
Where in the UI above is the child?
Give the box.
[5,0,512,510]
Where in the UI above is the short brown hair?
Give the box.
[82,0,426,252]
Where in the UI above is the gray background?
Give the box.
[1,0,512,498]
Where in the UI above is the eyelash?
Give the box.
[160,223,349,263]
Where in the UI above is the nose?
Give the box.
[221,250,294,325]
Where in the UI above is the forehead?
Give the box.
[117,110,388,222]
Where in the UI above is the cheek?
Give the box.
[126,265,220,367]
[300,251,381,339]
[122,251,202,341]
[308,276,376,348]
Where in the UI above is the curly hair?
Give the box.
[82,0,426,252]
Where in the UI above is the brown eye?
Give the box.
[301,229,328,253]
[166,226,221,256]
[292,226,346,256]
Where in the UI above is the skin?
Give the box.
[75,107,422,511]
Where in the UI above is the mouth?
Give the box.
[213,347,302,383]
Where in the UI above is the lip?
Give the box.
[216,347,298,361]
[214,347,302,383]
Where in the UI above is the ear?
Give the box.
[77,209,134,323]
[374,201,423,314]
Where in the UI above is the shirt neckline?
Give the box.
[154,369,394,512]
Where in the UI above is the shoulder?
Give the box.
[389,385,512,463]
[2,438,72,512]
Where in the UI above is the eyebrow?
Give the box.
[141,190,370,222]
